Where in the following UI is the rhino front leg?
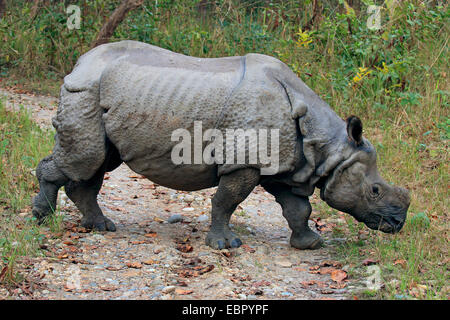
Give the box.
[32,155,69,222]
[205,168,260,250]
[65,166,116,232]
[262,182,323,249]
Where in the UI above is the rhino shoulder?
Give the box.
[246,54,309,120]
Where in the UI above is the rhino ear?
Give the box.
[346,115,363,146]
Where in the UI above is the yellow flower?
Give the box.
[296,28,313,48]
[352,67,373,84]
[375,62,390,75]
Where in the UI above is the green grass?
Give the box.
[0,100,62,284]
[0,0,448,299]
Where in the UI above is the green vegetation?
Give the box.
[0,0,448,299]
[0,100,61,283]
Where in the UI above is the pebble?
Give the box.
[167,214,184,224]
[197,214,209,222]
[182,207,195,212]
[281,291,293,297]
[91,234,105,241]
[238,293,247,299]
[150,292,161,299]
[275,259,293,268]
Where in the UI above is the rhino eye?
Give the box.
[372,185,380,194]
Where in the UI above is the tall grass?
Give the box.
[0,101,55,283]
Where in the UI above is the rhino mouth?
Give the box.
[364,214,405,234]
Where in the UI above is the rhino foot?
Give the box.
[81,215,116,232]
[205,229,242,249]
[290,229,323,250]
[32,195,53,224]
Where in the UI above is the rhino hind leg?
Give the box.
[32,155,69,222]
[263,182,323,250]
[205,168,260,250]
[64,141,122,231]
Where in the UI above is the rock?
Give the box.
[150,292,161,299]
[197,214,209,222]
[91,234,105,241]
[184,195,195,203]
[182,207,195,212]
[198,251,210,257]
[281,291,293,297]
[275,259,292,268]
[167,214,184,224]
[162,286,176,294]
[238,293,247,299]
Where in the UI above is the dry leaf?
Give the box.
[177,243,193,253]
[142,259,157,265]
[106,266,122,271]
[330,282,347,289]
[177,264,214,278]
[309,266,336,275]
[241,245,255,253]
[126,262,143,269]
[100,286,117,291]
[320,260,343,268]
[362,259,378,266]
[130,240,146,245]
[252,280,271,287]
[221,251,232,258]
[394,259,407,267]
[293,267,306,272]
[144,232,158,238]
[301,280,327,288]
[330,269,348,282]
[0,266,8,281]
[175,288,193,295]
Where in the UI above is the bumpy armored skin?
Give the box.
[32,40,410,250]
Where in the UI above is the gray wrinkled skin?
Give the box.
[32,40,410,250]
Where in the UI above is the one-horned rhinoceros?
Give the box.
[32,40,410,250]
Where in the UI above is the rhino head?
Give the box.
[319,116,410,233]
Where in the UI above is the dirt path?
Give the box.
[1,87,355,300]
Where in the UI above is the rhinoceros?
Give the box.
[32,40,410,250]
